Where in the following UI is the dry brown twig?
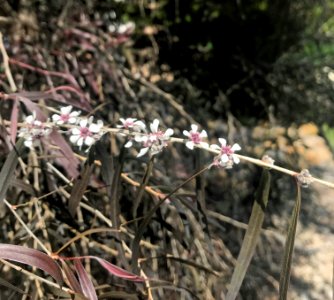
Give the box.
[0,31,17,92]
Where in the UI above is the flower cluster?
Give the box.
[18,113,52,148]
[18,105,245,170]
[19,106,104,150]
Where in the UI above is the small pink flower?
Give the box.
[117,118,146,148]
[210,138,241,168]
[18,112,52,148]
[52,106,80,125]
[69,117,103,148]
[117,118,146,131]
[183,124,208,150]
[135,119,173,157]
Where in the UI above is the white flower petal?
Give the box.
[186,141,194,150]
[52,114,61,122]
[70,135,80,144]
[183,130,190,137]
[69,111,80,117]
[124,140,133,148]
[233,155,240,164]
[89,123,102,133]
[84,136,95,146]
[191,124,198,132]
[61,105,72,114]
[80,119,88,127]
[77,137,84,147]
[231,143,241,151]
[150,119,159,133]
[164,128,174,137]
[218,138,227,146]
[221,154,229,163]
[137,147,149,157]
[68,117,78,124]
[134,120,146,130]
[200,130,208,138]
[72,128,81,135]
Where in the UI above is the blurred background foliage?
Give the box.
[3,0,334,125]
[117,0,334,126]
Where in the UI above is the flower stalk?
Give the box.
[4,107,334,189]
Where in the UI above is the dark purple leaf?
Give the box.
[61,256,145,282]
[68,164,93,216]
[61,260,82,293]
[0,244,63,283]
[74,260,97,300]
[93,257,145,282]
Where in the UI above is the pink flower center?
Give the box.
[80,127,92,138]
[143,131,165,147]
[221,145,234,155]
[190,132,201,144]
[150,131,164,140]
[60,114,70,122]
[124,120,134,128]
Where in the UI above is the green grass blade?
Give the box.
[279,183,301,299]
[226,169,271,300]
[0,138,24,203]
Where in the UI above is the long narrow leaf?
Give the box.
[61,256,145,282]
[61,260,82,293]
[74,260,98,300]
[132,156,155,219]
[226,169,271,300]
[68,163,93,217]
[279,183,301,299]
[94,257,145,282]
[0,138,24,203]
[0,244,63,283]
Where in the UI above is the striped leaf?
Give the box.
[226,169,271,300]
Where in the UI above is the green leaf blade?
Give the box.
[279,184,302,299]
[226,169,271,300]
